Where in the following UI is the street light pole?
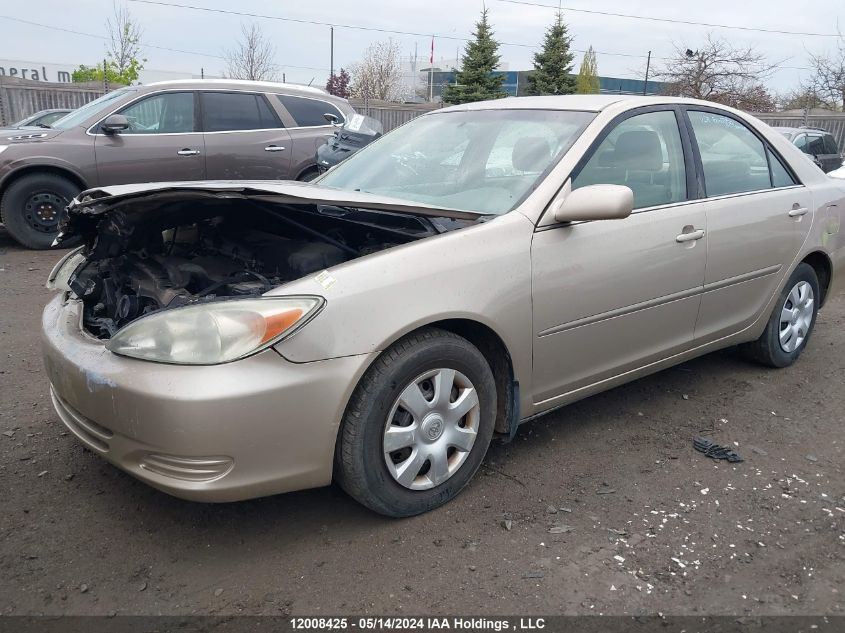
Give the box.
[643,50,651,95]
[330,26,334,78]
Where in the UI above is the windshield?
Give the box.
[318,109,595,215]
[51,88,137,130]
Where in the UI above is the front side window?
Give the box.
[55,87,136,130]
[687,111,770,197]
[572,110,687,210]
[118,92,195,134]
[201,92,280,132]
[278,95,344,127]
[318,109,594,215]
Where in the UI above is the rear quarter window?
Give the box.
[278,95,344,127]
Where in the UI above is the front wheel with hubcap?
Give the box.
[336,328,497,517]
[741,263,820,368]
[1,173,81,249]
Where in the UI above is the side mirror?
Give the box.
[323,113,340,126]
[553,184,634,223]
[101,114,129,134]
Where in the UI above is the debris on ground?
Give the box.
[693,436,744,463]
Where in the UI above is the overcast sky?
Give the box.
[1,0,842,92]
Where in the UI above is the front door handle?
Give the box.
[788,206,809,217]
[264,145,286,152]
[177,148,200,156]
[676,228,705,243]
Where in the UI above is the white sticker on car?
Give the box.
[315,270,337,290]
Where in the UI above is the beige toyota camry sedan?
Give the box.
[43,95,845,516]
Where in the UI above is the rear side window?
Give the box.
[278,95,343,127]
[201,92,281,132]
[688,111,771,197]
[823,134,839,155]
[768,149,797,188]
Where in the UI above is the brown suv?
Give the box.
[0,79,355,248]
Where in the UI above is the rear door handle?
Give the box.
[788,206,809,217]
[676,229,705,243]
[177,148,200,156]
[264,145,286,152]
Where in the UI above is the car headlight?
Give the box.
[0,145,8,154]
[106,296,324,365]
[46,246,86,291]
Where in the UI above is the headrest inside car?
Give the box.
[611,130,663,171]
[512,136,552,173]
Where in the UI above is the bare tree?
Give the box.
[655,34,779,109]
[350,40,403,101]
[778,87,837,112]
[806,33,845,110]
[224,23,279,81]
[106,2,144,78]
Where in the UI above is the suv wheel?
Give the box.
[1,173,80,249]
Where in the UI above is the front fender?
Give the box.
[270,211,535,394]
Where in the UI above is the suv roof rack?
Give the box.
[798,126,830,133]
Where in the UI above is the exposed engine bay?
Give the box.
[62,192,468,339]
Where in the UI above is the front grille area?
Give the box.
[140,453,234,482]
[50,387,113,453]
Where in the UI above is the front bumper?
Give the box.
[41,293,374,502]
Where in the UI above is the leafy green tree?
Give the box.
[525,11,576,96]
[72,58,142,85]
[576,46,600,94]
[72,3,145,85]
[442,9,507,105]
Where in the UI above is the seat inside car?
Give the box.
[576,130,671,209]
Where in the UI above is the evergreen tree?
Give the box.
[442,9,507,104]
[576,46,600,94]
[525,11,576,95]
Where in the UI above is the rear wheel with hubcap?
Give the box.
[742,263,820,367]
[336,328,497,517]
[1,173,80,249]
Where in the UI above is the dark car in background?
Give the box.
[12,109,73,128]
[0,79,354,248]
[775,126,843,173]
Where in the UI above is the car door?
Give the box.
[200,91,292,180]
[93,91,205,186]
[273,94,347,179]
[530,108,707,405]
[684,108,813,342]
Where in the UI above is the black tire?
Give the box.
[297,168,320,182]
[1,173,80,249]
[335,328,497,517]
[741,263,820,368]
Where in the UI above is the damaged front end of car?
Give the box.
[48,184,477,353]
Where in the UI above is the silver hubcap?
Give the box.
[779,281,814,353]
[383,368,480,491]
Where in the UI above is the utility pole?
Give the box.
[103,57,109,93]
[330,26,334,79]
[201,67,204,79]
[643,51,651,95]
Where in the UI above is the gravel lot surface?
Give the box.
[1,226,843,616]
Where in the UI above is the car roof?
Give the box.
[435,94,744,114]
[140,79,336,99]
